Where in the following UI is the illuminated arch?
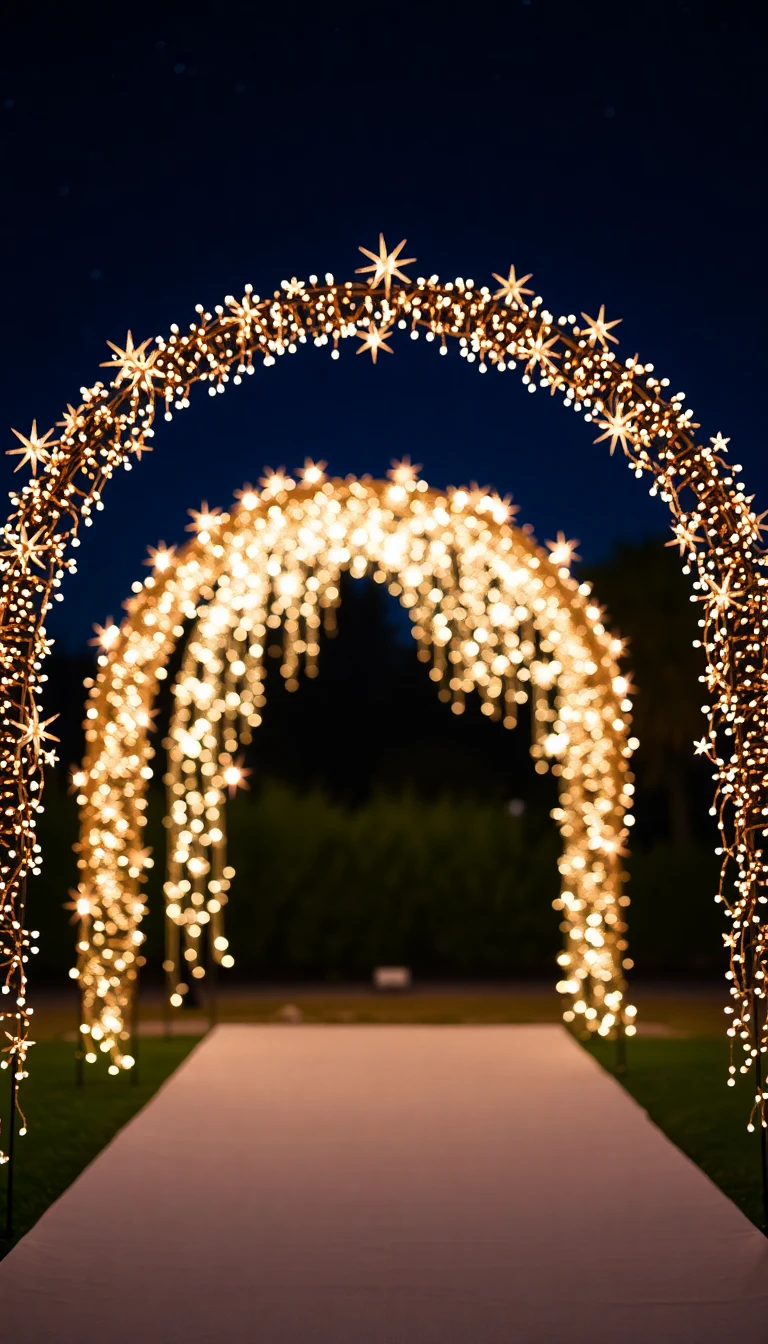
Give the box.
[1,238,766,1141]
[73,470,634,1068]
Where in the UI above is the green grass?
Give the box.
[0,1037,198,1259]
[588,1036,767,1231]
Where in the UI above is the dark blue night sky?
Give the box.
[1,1,764,648]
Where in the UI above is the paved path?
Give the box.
[1,1024,767,1342]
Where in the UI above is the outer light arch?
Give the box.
[0,249,765,1146]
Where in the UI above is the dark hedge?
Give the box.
[27,782,725,983]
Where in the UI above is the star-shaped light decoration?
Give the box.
[7,422,58,476]
[356,322,394,364]
[710,432,731,454]
[299,459,327,486]
[694,737,713,757]
[89,620,121,652]
[665,516,703,556]
[127,846,154,876]
[259,469,292,498]
[492,266,534,309]
[281,277,306,299]
[234,484,260,509]
[579,304,622,349]
[0,523,53,572]
[467,482,491,513]
[745,506,768,543]
[186,502,223,533]
[546,532,581,567]
[593,402,639,456]
[144,543,176,572]
[64,890,94,924]
[522,331,560,376]
[223,757,251,798]
[696,570,744,614]
[485,492,516,525]
[356,235,415,299]
[225,290,262,330]
[12,704,59,761]
[100,331,163,395]
[464,484,517,525]
[56,403,84,438]
[387,457,421,486]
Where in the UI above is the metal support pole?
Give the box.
[751,982,768,1235]
[5,869,28,1239]
[208,950,218,1031]
[755,1043,768,1234]
[5,1014,19,1239]
[130,970,140,1087]
[615,1018,627,1075]
[75,982,84,1088]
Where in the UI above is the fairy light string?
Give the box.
[0,234,764,1147]
[74,471,636,1064]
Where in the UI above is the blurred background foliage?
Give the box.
[32,536,725,984]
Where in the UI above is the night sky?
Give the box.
[0,1,764,649]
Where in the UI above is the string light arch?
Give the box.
[0,234,766,1152]
[72,470,636,1068]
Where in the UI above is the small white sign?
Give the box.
[373,966,412,991]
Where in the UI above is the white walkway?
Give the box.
[1,1025,767,1343]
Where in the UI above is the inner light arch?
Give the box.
[74,469,635,1069]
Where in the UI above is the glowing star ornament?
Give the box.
[298,459,327,486]
[89,620,120,651]
[356,234,415,298]
[100,331,163,394]
[523,331,560,376]
[546,533,581,568]
[281,277,306,299]
[356,322,394,363]
[492,266,534,309]
[387,457,421,486]
[234,484,260,509]
[593,402,639,456]
[7,422,58,476]
[145,543,176,572]
[666,517,703,556]
[0,523,53,572]
[64,892,94,924]
[223,759,251,797]
[12,704,59,761]
[698,570,744,614]
[259,468,293,497]
[579,304,622,348]
[187,502,223,533]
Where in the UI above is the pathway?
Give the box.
[1,1024,767,1342]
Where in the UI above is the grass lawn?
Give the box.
[588,1036,767,1231]
[0,1037,198,1260]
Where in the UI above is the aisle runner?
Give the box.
[2,1025,767,1343]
